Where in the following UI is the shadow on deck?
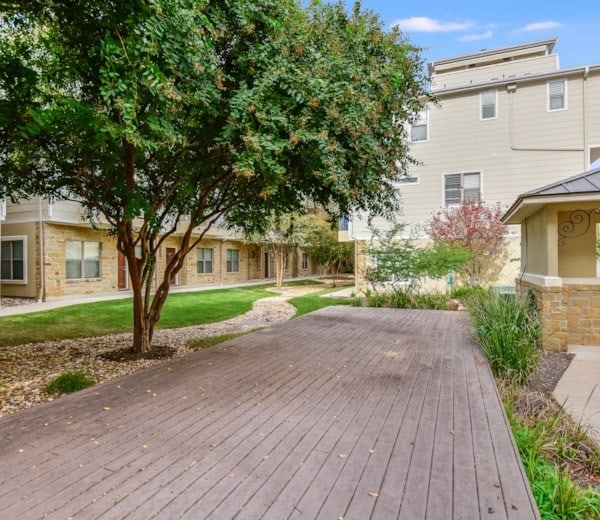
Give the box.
[0,307,538,519]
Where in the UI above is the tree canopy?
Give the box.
[0,0,428,352]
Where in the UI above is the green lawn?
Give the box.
[288,287,353,317]
[0,281,351,348]
[0,286,273,347]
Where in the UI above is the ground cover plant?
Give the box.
[45,371,95,395]
[504,388,600,518]
[187,331,257,350]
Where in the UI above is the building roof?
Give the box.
[502,165,600,224]
[428,38,557,76]
[522,165,600,196]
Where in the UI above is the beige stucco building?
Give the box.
[503,167,600,350]
[344,38,600,289]
[0,197,318,301]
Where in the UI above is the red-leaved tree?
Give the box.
[428,199,508,286]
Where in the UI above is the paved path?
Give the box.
[0,307,538,519]
[554,345,600,443]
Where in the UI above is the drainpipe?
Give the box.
[38,197,46,302]
[583,66,589,169]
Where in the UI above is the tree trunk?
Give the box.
[132,295,153,354]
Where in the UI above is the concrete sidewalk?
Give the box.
[553,345,600,443]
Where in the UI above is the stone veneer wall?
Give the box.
[516,278,600,351]
[44,223,118,299]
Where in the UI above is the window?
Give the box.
[1,237,26,282]
[480,90,497,120]
[301,253,309,270]
[66,241,101,279]
[339,217,349,231]
[444,172,481,205]
[548,80,566,111]
[196,247,213,274]
[410,109,428,142]
[226,249,239,273]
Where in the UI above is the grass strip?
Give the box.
[0,286,273,347]
[288,287,353,317]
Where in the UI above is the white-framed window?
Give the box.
[480,90,497,120]
[444,172,481,205]
[410,108,428,142]
[66,241,101,279]
[196,247,213,274]
[1,236,26,283]
[226,248,239,273]
[301,252,309,270]
[548,79,567,111]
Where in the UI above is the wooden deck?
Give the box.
[0,307,538,519]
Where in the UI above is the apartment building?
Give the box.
[0,197,318,301]
[344,38,600,287]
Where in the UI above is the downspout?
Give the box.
[583,65,590,169]
[38,197,46,302]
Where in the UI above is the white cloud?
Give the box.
[520,21,560,32]
[457,30,493,42]
[393,16,474,33]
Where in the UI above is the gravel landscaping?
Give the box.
[0,289,576,420]
[0,286,319,417]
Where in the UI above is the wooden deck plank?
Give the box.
[0,307,539,519]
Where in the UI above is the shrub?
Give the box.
[451,285,488,303]
[470,293,542,384]
[504,390,600,518]
[367,292,388,308]
[46,371,95,395]
[412,292,450,310]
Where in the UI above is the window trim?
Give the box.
[410,108,429,142]
[1,235,27,284]
[226,248,240,273]
[196,247,213,274]
[65,240,101,280]
[480,90,498,121]
[443,171,482,206]
[547,79,567,112]
[301,252,309,271]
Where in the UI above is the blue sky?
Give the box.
[331,1,600,70]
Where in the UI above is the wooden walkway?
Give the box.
[0,308,538,519]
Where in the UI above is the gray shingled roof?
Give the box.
[522,165,600,197]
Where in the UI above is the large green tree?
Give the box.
[0,0,427,353]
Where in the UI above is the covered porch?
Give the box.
[503,166,600,351]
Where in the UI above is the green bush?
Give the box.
[45,371,95,395]
[367,293,388,308]
[470,293,541,384]
[506,400,600,519]
[451,285,489,304]
[412,292,450,310]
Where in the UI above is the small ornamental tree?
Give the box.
[303,216,353,283]
[365,224,469,290]
[428,199,508,286]
[246,213,309,290]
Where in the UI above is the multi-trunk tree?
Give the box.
[0,0,428,353]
